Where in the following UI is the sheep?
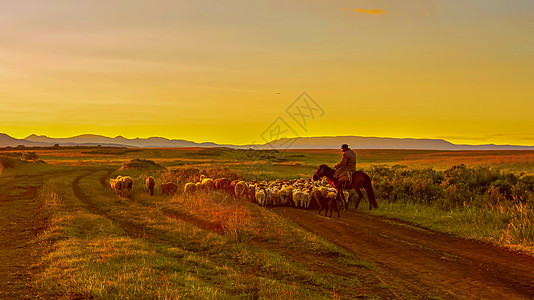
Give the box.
[110,178,122,194]
[255,188,266,207]
[292,189,305,208]
[110,175,133,196]
[264,188,273,207]
[271,188,281,206]
[110,177,117,190]
[199,175,214,191]
[161,182,178,195]
[184,182,197,195]
[246,184,256,202]
[325,191,341,218]
[234,181,248,200]
[230,180,240,195]
[214,178,233,194]
[302,189,312,209]
[122,176,134,190]
[145,176,155,196]
[312,189,339,217]
[279,186,293,206]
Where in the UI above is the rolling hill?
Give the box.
[1,133,533,150]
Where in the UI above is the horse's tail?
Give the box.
[363,174,378,209]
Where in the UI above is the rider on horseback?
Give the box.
[334,144,356,185]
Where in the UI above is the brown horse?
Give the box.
[312,164,378,210]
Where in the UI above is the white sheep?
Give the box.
[302,189,312,208]
[234,180,248,201]
[255,188,266,207]
[292,189,305,208]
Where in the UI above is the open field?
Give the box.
[1,147,534,299]
[3,146,534,174]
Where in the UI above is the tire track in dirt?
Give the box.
[0,183,41,300]
[271,207,534,300]
[75,169,223,247]
[0,169,82,299]
[97,170,227,238]
[72,169,149,239]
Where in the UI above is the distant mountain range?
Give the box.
[261,136,534,150]
[1,133,533,151]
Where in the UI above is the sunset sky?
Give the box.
[1,0,533,146]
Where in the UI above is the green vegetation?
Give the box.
[119,158,166,170]
[367,164,534,253]
[370,164,534,209]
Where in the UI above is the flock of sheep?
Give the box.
[184,175,346,217]
[109,174,352,217]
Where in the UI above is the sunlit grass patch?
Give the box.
[38,236,225,299]
[369,200,534,254]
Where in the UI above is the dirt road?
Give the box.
[271,207,534,300]
[0,174,44,299]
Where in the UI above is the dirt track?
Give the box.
[0,174,44,299]
[271,207,534,300]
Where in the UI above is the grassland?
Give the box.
[1,146,533,298]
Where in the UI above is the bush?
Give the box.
[23,151,39,161]
[0,156,17,168]
[119,159,166,170]
[369,165,534,210]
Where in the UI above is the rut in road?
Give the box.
[72,169,174,243]
[272,207,534,300]
[1,169,86,299]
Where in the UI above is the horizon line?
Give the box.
[2,132,534,148]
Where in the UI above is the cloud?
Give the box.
[346,8,386,15]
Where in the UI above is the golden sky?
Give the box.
[1,0,533,146]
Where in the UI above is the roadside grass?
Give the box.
[363,163,534,254]
[35,167,380,299]
[366,201,534,254]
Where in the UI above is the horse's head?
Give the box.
[312,164,328,181]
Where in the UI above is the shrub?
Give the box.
[119,159,165,171]
[369,165,534,210]
[0,156,17,168]
[23,151,39,161]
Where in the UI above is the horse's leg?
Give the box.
[367,188,373,210]
[338,186,348,211]
[354,189,363,209]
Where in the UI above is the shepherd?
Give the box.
[334,144,357,185]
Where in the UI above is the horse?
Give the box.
[312,164,378,210]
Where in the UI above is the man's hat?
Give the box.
[341,144,349,149]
